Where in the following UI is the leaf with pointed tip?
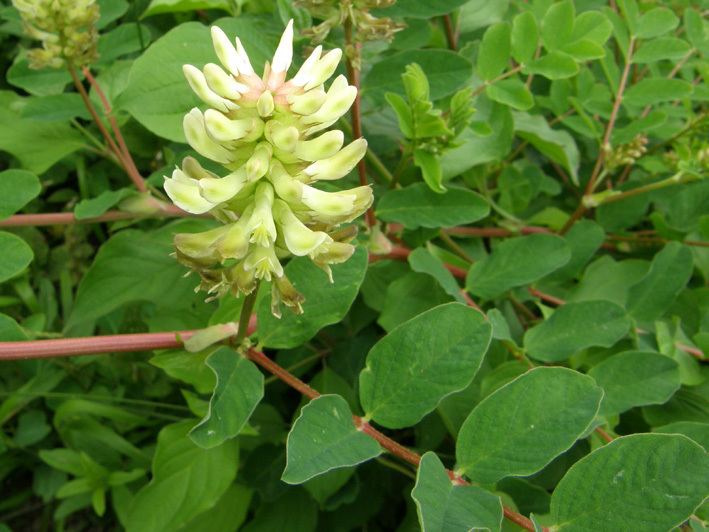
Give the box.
[282,395,381,484]
[456,367,603,483]
[360,303,491,429]
[190,347,264,449]
[412,452,503,532]
[0,232,34,284]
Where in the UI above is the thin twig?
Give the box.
[82,66,147,192]
[0,205,190,227]
[442,14,458,50]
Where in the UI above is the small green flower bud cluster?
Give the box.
[296,0,403,68]
[604,135,648,173]
[12,0,99,69]
[165,21,372,316]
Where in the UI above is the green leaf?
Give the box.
[654,422,709,451]
[176,484,252,532]
[20,94,90,122]
[570,11,613,45]
[118,19,278,142]
[0,91,85,175]
[189,347,264,449]
[125,421,239,532]
[456,367,603,483]
[684,8,707,49]
[150,351,215,394]
[68,219,214,327]
[551,220,606,281]
[408,247,466,303]
[241,489,317,532]
[512,111,580,183]
[459,0,510,33]
[636,7,679,39]
[364,50,473,105]
[524,300,631,363]
[376,183,489,229]
[511,11,539,65]
[632,37,692,63]
[466,234,570,299]
[626,242,693,323]
[525,51,579,80]
[589,351,681,417]
[282,395,381,484]
[550,434,709,531]
[541,0,575,51]
[0,232,34,284]
[477,22,511,81]
[376,0,469,19]
[97,0,129,29]
[143,0,231,17]
[360,303,491,429]
[412,452,503,532]
[74,189,134,220]
[0,169,41,220]
[378,272,452,332]
[623,79,693,107]
[6,59,71,96]
[486,78,534,111]
[97,23,153,64]
[413,149,445,193]
[257,246,367,349]
[0,313,28,341]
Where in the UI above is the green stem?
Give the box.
[235,285,259,345]
[586,171,697,207]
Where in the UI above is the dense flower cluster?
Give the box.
[165,21,372,315]
[12,0,99,69]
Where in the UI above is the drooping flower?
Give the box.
[165,20,372,316]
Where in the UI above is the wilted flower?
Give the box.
[165,20,372,316]
[12,0,99,69]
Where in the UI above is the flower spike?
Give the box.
[166,20,370,316]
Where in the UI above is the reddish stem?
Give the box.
[528,287,566,306]
[0,205,189,228]
[595,427,614,443]
[246,348,320,400]
[82,66,147,193]
[343,18,376,228]
[373,245,467,279]
[442,14,458,50]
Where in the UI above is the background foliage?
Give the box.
[1,0,709,530]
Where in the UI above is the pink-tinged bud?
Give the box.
[302,138,366,181]
[183,64,237,113]
[203,63,247,99]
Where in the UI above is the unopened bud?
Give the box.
[245,143,272,181]
[183,109,233,164]
[198,168,248,203]
[183,65,236,113]
[274,200,330,256]
[247,182,277,246]
[265,121,300,152]
[295,130,344,162]
[257,90,275,117]
[288,89,326,115]
[164,169,216,214]
[304,49,343,91]
[302,138,366,180]
[204,109,254,142]
[203,63,247,99]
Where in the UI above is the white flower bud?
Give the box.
[164,169,216,214]
[271,19,293,74]
[302,75,357,128]
[203,63,247,99]
[295,130,345,162]
[210,26,241,76]
[234,37,255,76]
[216,207,252,259]
[174,225,230,259]
[203,109,254,142]
[183,108,234,164]
[243,245,283,281]
[183,65,236,113]
[265,121,300,152]
[288,89,326,115]
[257,90,275,117]
[304,48,343,91]
[246,182,277,247]
[181,156,219,181]
[300,185,356,216]
[290,45,322,87]
[302,138,367,181]
[274,200,330,256]
[245,143,272,181]
[198,167,248,203]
